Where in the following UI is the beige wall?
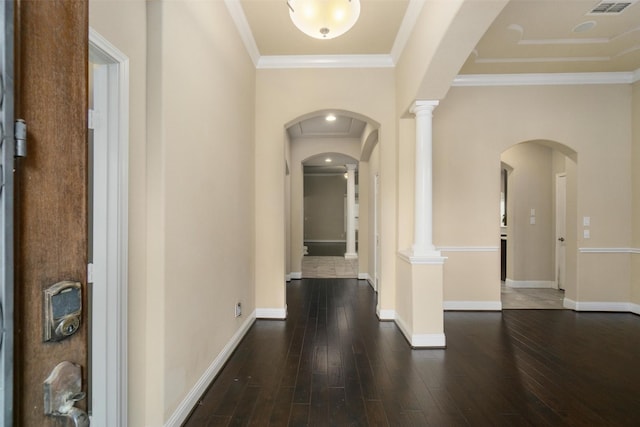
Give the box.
[256,68,397,314]
[304,174,347,240]
[88,1,148,425]
[365,142,380,290]
[435,84,632,305]
[632,81,640,307]
[94,1,256,423]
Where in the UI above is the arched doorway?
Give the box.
[500,140,577,309]
[284,110,380,282]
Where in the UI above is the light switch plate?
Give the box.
[584,229,590,239]
[583,216,590,226]
[530,216,536,225]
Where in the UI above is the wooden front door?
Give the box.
[14,2,89,425]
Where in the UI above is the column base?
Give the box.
[344,253,358,260]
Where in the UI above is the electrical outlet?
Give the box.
[235,302,242,317]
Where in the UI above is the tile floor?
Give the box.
[300,257,566,309]
[301,256,358,278]
[501,282,565,309]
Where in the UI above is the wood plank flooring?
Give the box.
[183,279,640,426]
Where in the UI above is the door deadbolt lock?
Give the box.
[43,281,82,342]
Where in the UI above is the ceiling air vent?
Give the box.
[588,1,634,14]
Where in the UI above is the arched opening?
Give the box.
[284,109,380,282]
[500,140,578,309]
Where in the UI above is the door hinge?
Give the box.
[88,109,96,130]
[14,119,27,158]
[87,263,94,284]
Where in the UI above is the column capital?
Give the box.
[345,163,357,171]
[410,100,439,115]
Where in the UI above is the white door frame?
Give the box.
[374,173,380,294]
[555,173,567,290]
[89,28,129,427]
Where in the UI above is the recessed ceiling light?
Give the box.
[573,21,596,33]
[325,157,332,163]
[326,114,337,122]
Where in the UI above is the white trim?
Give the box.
[89,28,129,427]
[394,314,445,348]
[398,249,446,265]
[285,274,291,282]
[256,307,288,319]
[565,299,634,312]
[633,68,640,83]
[444,301,502,311]
[390,0,425,64]
[410,333,446,348]
[358,272,369,281]
[631,304,640,315]
[164,312,256,427]
[257,54,394,69]
[437,246,499,252]
[290,272,302,280]
[377,309,395,321]
[344,253,358,260]
[304,239,346,243]
[223,0,260,66]
[453,72,635,87]
[505,279,556,289]
[579,247,638,253]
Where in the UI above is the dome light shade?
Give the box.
[288,0,361,40]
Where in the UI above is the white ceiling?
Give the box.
[236,0,640,138]
[287,114,367,139]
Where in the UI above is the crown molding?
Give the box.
[224,0,260,67]
[453,71,638,87]
[256,54,394,69]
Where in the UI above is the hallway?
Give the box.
[184,279,640,426]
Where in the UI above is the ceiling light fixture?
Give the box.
[326,114,337,122]
[325,157,332,163]
[287,0,361,40]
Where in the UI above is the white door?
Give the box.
[555,174,567,290]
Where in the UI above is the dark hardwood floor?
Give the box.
[183,279,640,426]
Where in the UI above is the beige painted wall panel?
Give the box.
[256,68,397,312]
[577,253,631,302]
[397,118,415,251]
[395,257,413,333]
[435,84,632,304]
[88,1,149,425]
[411,264,445,336]
[366,144,381,288]
[442,251,501,302]
[148,1,256,421]
[304,175,347,240]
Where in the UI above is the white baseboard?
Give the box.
[394,314,445,348]
[377,308,395,320]
[564,298,636,312]
[358,273,369,281]
[165,312,256,427]
[444,301,502,311]
[505,279,556,288]
[285,273,291,282]
[411,333,446,348]
[290,272,302,280]
[256,306,288,319]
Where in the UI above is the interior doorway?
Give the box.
[500,141,575,309]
